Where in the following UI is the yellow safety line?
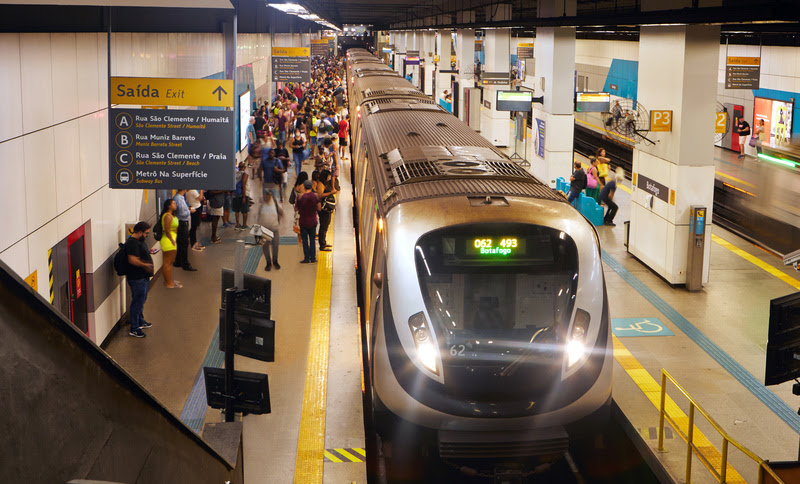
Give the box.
[323,450,343,463]
[335,448,363,462]
[294,215,335,483]
[613,335,746,483]
[353,447,367,456]
[576,117,637,143]
[711,234,800,291]
[716,169,756,189]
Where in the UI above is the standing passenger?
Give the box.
[186,189,204,251]
[296,179,320,263]
[173,189,196,271]
[126,222,154,338]
[599,172,623,226]
[159,199,181,288]
[315,169,337,252]
[257,189,284,271]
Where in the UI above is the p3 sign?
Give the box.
[650,110,672,132]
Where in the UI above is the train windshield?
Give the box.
[414,223,579,356]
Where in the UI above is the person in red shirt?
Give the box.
[296,179,321,263]
[338,114,350,160]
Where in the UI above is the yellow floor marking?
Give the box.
[335,448,363,463]
[613,335,746,483]
[711,234,800,291]
[294,215,336,483]
[715,169,756,189]
[324,450,343,463]
[353,447,366,457]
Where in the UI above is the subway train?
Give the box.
[345,49,613,480]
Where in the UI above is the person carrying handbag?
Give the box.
[585,156,601,201]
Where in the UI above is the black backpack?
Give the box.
[152,216,163,241]
[329,118,339,135]
[113,240,128,276]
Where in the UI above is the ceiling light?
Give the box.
[267,2,341,31]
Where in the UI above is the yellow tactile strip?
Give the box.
[711,233,800,291]
[294,215,335,483]
[613,335,746,483]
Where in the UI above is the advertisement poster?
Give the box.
[535,118,546,158]
[753,96,793,145]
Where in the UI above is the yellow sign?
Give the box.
[433,55,440,63]
[272,47,310,57]
[24,270,37,292]
[110,77,233,108]
[650,110,672,132]
[450,55,457,63]
[518,42,534,47]
[727,56,760,66]
[311,39,327,45]
[715,111,728,133]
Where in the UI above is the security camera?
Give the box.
[783,248,800,271]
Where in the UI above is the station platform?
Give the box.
[102,131,800,484]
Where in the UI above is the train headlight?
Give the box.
[409,311,438,374]
[567,309,591,367]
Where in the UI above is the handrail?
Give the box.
[659,369,785,484]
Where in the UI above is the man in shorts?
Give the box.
[338,114,350,160]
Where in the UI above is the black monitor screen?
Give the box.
[204,367,271,415]
[496,90,533,112]
[765,292,800,386]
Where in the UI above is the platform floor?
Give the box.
[103,128,800,484]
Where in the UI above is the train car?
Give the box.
[346,50,613,480]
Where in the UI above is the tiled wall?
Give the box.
[0,32,225,344]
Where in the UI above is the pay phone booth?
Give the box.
[686,206,706,292]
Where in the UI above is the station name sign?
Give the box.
[110,108,234,190]
[110,77,234,108]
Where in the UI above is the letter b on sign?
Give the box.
[650,110,672,132]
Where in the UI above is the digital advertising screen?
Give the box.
[496,90,533,112]
[575,92,611,113]
[239,90,251,151]
[754,96,793,145]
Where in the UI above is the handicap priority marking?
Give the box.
[612,317,674,337]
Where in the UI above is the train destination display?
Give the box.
[109,108,235,189]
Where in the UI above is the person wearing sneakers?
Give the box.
[338,114,349,160]
[126,222,154,338]
[296,179,321,263]
[599,171,624,226]
[186,189,204,251]
[232,162,250,231]
[257,189,284,271]
[159,199,182,288]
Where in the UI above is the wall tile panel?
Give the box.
[20,33,54,133]
[76,33,101,115]
[0,139,28,252]
[51,33,80,125]
[24,128,57,230]
[0,33,24,142]
[53,120,82,213]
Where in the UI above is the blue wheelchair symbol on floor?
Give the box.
[611,318,674,337]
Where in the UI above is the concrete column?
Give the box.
[435,29,452,105]
[628,25,720,285]
[406,31,420,88]
[480,28,511,146]
[394,32,407,75]
[455,28,475,120]
[532,26,575,185]
[421,31,436,96]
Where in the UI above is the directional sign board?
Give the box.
[109,108,234,190]
[311,39,328,57]
[725,56,760,89]
[272,47,311,83]
[611,318,674,337]
[110,77,233,108]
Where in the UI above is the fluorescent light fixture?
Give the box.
[268,2,341,31]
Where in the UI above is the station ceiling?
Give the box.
[0,0,799,40]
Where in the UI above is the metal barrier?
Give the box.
[659,369,785,484]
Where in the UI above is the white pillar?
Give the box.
[628,25,719,285]
[480,28,512,146]
[435,29,452,105]
[407,32,420,88]
[456,28,475,121]
[421,31,436,96]
[394,32,407,75]
[532,27,576,185]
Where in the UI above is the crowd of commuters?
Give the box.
[125,54,349,337]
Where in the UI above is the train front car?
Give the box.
[353,62,612,480]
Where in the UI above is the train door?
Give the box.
[66,225,89,334]
[419,65,425,93]
[368,224,385,357]
[452,77,459,118]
